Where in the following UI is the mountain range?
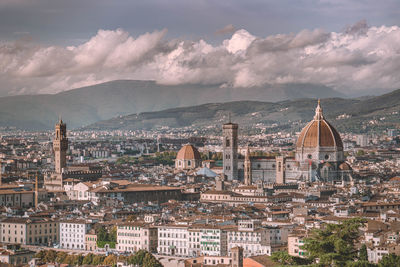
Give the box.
[85,89,400,134]
[0,80,343,130]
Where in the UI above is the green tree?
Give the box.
[347,261,377,267]
[378,253,400,267]
[271,251,293,265]
[356,150,365,156]
[270,251,311,266]
[97,225,108,242]
[302,218,367,266]
[128,250,147,265]
[55,251,68,263]
[103,254,117,265]
[73,254,84,266]
[109,226,117,243]
[359,244,368,261]
[63,255,75,264]
[83,253,94,265]
[44,250,57,263]
[35,250,46,261]
[142,252,163,267]
[92,255,106,265]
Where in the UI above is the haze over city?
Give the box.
[1,1,400,267]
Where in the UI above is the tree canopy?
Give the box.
[301,218,367,266]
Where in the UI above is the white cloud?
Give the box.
[1,22,400,96]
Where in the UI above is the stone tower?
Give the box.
[53,118,68,174]
[276,156,286,184]
[223,121,238,181]
[244,145,252,185]
[231,246,243,267]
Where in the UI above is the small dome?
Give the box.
[339,162,351,170]
[296,100,343,149]
[176,144,201,160]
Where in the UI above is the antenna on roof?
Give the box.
[228,112,231,123]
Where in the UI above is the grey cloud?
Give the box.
[215,24,236,35]
[1,23,400,96]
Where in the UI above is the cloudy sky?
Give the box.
[0,0,400,96]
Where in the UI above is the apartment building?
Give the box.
[60,220,92,250]
[0,217,59,246]
[200,226,228,257]
[116,222,157,253]
[85,229,97,251]
[288,231,307,258]
[157,224,189,256]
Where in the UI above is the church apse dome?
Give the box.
[175,144,202,170]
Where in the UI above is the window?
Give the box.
[226,138,230,147]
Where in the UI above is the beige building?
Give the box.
[117,222,158,253]
[0,217,59,246]
[85,229,97,251]
[288,231,307,258]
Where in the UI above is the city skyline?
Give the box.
[1,2,400,267]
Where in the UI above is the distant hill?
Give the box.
[0,80,343,130]
[85,89,400,134]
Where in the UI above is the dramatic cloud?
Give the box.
[1,22,400,96]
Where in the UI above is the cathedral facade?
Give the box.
[223,100,352,184]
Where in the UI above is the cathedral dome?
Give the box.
[296,100,343,149]
[176,144,201,160]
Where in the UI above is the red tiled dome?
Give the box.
[176,144,201,160]
[296,100,343,149]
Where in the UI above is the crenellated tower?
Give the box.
[53,118,68,174]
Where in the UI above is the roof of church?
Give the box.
[176,144,201,160]
[339,162,352,170]
[296,100,343,149]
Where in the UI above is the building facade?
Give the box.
[60,220,92,250]
[117,222,157,253]
[0,218,58,246]
[157,225,189,257]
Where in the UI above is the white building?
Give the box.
[60,220,92,250]
[227,220,287,257]
[200,226,227,257]
[188,227,202,257]
[157,225,189,257]
[116,222,157,253]
[65,182,94,201]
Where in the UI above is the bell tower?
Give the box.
[53,118,68,174]
[223,120,238,181]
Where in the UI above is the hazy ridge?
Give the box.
[0,80,343,130]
